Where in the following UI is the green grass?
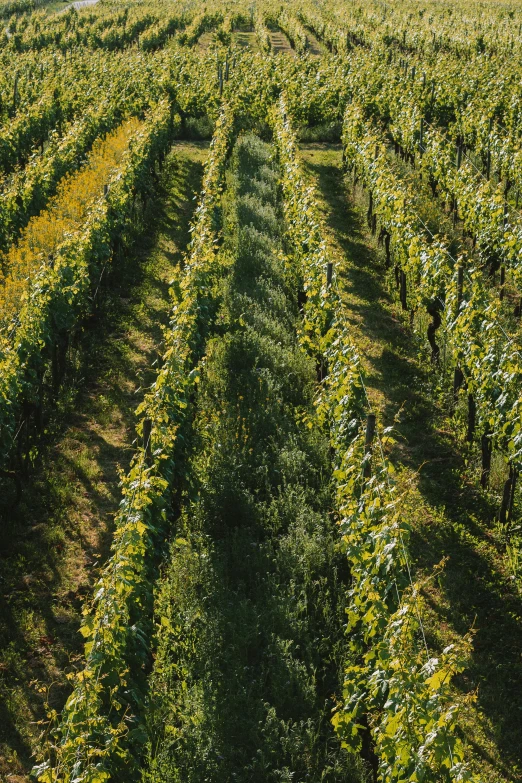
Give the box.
[0,142,208,782]
[270,29,295,56]
[299,142,522,783]
[141,135,368,783]
[42,0,70,14]
[305,29,325,56]
[233,29,259,51]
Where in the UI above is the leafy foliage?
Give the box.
[274,97,475,783]
[32,105,233,783]
[32,102,235,783]
[0,100,177,467]
[342,102,522,470]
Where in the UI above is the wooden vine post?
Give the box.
[481,431,492,488]
[456,263,464,318]
[509,467,518,521]
[500,203,509,300]
[400,269,407,310]
[326,262,333,288]
[453,142,462,226]
[426,298,442,362]
[453,265,464,404]
[499,464,517,525]
[12,73,18,116]
[363,413,376,479]
[143,418,153,466]
[467,393,476,443]
[500,265,506,300]
[486,117,492,179]
[378,227,391,267]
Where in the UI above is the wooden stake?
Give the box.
[457,264,464,311]
[384,230,391,267]
[509,466,517,522]
[427,299,442,362]
[453,366,464,403]
[500,463,515,525]
[363,413,376,478]
[12,73,18,115]
[367,191,373,227]
[486,118,492,179]
[456,141,462,170]
[326,262,333,288]
[467,393,476,443]
[481,431,492,488]
[400,270,407,310]
[143,419,152,465]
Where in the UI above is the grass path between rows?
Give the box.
[270,29,294,56]
[299,143,522,783]
[0,141,208,782]
[141,134,367,783]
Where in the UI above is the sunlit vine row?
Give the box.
[32,100,235,783]
[0,99,176,471]
[0,58,165,254]
[274,94,475,783]
[343,102,522,474]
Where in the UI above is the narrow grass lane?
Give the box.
[142,136,366,783]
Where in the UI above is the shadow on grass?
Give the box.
[270,28,295,56]
[302,146,522,782]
